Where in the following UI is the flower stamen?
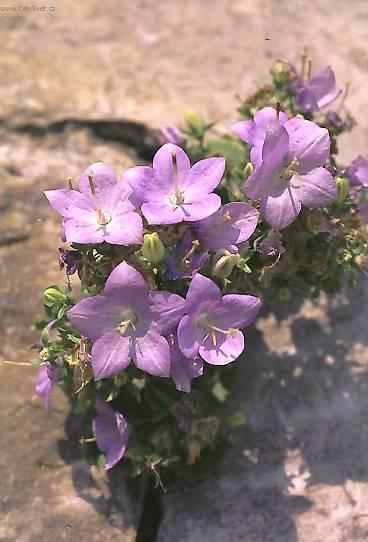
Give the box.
[117,311,137,335]
[88,170,112,226]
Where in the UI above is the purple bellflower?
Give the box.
[92,400,129,470]
[67,261,185,379]
[164,229,208,280]
[345,157,368,188]
[296,66,341,113]
[195,202,259,252]
[45,162,143,245]
[35,362,60,412]
[177,273,260,365]
[59,248,80,275]
[232,107,288,167]
[124,143,225,225]
[169,334,204,393]
[244,117,337,230]
[159,124,184,146]
[258,230,286,257]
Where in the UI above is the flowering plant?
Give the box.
[32,57,367,490]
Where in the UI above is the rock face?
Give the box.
[0,1,368,541]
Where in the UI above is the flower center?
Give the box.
[96,209,112,226]
[117,310,137,335]
[279,157,299,182]
[196,313,238,347]
[170,188,185,207]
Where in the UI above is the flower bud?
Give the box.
[141,232,165,263]
[184,110,206,139]
[244,162,254,179]
[44,287,67,305]
[335,177,349,203]
[212,250,240,279]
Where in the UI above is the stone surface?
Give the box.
[0,1,368,541]
[0,0,367,162]
[0,129,138,541]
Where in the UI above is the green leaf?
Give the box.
[207,138,245,166]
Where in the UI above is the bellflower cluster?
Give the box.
[233,107,337,229]
[32,58,368,481]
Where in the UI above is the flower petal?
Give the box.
[199,330,244,365]
[197,202,259,251]
[244,125,289,200]
[91,331,131,380]
[185,273,222,315]
[131,331,171,377]
[67,295,122,340]
[44,189,94,219]
[177,314,206,358]
[308,66,341,109]
[107,181,136,214]
[181,194,222,221]
[149,291,185,334]
[213,294,260,329]
[153,143,191,187]
[286,117,330,173]
[260,185,301,230]
[79,162,117,208]
[104,261,148,297]
[170,335,203,393]
[104,212,143,246]
[231,119,255,144]
[141,201,185,225]
[183,157,225,197]
[123,165,159,202]
[291,168,337,208]
[63,217,107,244]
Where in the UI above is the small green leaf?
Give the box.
[207,137,245,166]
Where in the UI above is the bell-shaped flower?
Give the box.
[177,274,260,365]
[258,230,286,257]
[164,229,208,280]
[35,362,60,412]
[345,157,368,188]
[195,202,259,252]
[244,117,337,230]
[124,144,225,225]
[168,334,203,393]
[92,400,129,470]
[296,66,341,113]
[45,162,143,245]
[231,107,288,167]
[67,261,185,379]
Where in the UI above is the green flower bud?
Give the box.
[212,250,240,279]
[244,162,254,179]
[141,232,165,263]
[44,287,66,305]
[184,110,206,139]
[335,177,349,203]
